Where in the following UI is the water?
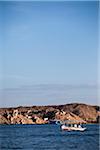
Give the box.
[0,124,99,150]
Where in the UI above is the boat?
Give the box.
[49,120,62,125]
[61,123,86,131]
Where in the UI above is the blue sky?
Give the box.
[0,1,99,107]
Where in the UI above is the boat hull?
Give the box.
[61,125,86,131]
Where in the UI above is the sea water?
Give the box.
[0,124,99,150]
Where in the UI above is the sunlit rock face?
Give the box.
[0,103,99,124]
[0,115,9,124]
[55,111,86,124]
[11,114,35,124]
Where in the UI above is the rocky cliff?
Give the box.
[0,103,99,124]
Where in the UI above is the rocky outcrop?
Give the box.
[96,111,100,123]
[0,115,9,124]
[0,103,99,124]
[55,111,86,124]
[54,103,99,123]
[10,114,35,124]
[34,116,48,124]
[71,104,97,123]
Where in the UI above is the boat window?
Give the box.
[78,125,81,128]
[74,124,77,128]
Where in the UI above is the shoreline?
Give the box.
[0,103,100,125]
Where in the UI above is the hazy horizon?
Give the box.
[0,1,99,107]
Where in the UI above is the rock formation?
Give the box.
[55,111,86,124]
[0,103,99,124]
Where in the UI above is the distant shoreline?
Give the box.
[0,102,99,109]
[0,103,100,125]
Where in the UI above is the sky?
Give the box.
[0,1,99,107]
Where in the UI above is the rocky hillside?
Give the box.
[0,103,99,124]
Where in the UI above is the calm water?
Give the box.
[0,124,99,150]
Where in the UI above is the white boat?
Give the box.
[61,124,86,131]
